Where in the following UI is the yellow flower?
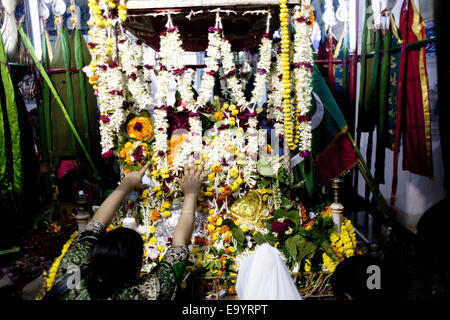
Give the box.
[304,259,311,272]
[230,167,239,179]
[162,211,171,218]
[149,226,155,234]
[216,217,223,226]
[228,117,236,126]
[151,170,159,177]
[157,246,165,252]
[141,190,148,199]
[149,237,157,244]
[240,225,249,232]
[207,224,215,232]
[209,209,215,215]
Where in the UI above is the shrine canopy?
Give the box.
[124,0,298,52]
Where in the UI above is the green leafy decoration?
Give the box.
[231,227,245,244]
[257,157,276,177]
[253,232,267,245]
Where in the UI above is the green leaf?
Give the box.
[215,261,222,269]
[253,232,267,245]
[295,236,319,263]
[231,227,245,244]
[281,196,293,210]
[321,240,339,262]
[222,218,237,229]
[285,236,298,260]
[257,158,276,177]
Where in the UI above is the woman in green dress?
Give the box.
[46,161,204,300]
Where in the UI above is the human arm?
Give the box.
[172,163,204,246]
[91,162,150,227]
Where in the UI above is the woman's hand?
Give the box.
[177,162,204,197]
[92,162,150,227]
[122,162,150,191]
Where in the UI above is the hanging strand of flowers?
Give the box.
[267,43,285,138]
[279,0,296,150]
[293,4,314,157]
[86,0,127,156]
[118,38,152,114]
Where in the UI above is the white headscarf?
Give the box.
[236,243,303,300]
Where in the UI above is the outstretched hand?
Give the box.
[177,162,204,197]
[122,161,151,191]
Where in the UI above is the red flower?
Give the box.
[99,115,110,123]
[194,236,207,246]
[132,145,144,162]
[108,61,118,68]
[102,150,114,159]
[133,121,143,132]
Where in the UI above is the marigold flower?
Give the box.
[214,112,224,121]
[151,210,161,221]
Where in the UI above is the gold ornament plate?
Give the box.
[229,190,269,225]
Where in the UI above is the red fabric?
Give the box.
[315,132,358,186]
[391,0,432,206]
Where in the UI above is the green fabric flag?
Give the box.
[374,27,393,184]
[50,28,100,160]
[0,72,6,192]
[0,32,22,195]
[292,65,358,192]
[358,0,377,132]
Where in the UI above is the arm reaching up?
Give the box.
[92,162,150,227]
[172,162,204,246]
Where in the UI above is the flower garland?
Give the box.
[249,34,273,107]
[219,21,272,110]
[293,4,314,157]
[42,231,78,294]
[195,28,222,110]
[86,0,127,156]
[267,43,285,138]
[118,38,152,114]
[279,0,296,150]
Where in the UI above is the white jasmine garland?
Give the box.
[293,13,314,155]
[220,38,246,107]
[267,43,285,137]
[196,30,222,109]
[249,36,272,107]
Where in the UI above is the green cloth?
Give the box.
[357,0,377,132]
[374,28,393,184]
[292,65,358,191]
[50,28,100,160]
[0,32,22,195]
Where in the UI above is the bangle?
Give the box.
[180,211,195,215]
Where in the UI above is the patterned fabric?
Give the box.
[53,221,189,300]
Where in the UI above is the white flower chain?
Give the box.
[293,14,313,154]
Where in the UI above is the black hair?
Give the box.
[86,227,144,299]
[330,255,384,300]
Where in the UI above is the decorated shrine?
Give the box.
[0,0,448,302]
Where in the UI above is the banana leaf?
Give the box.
[0,32,22,195]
